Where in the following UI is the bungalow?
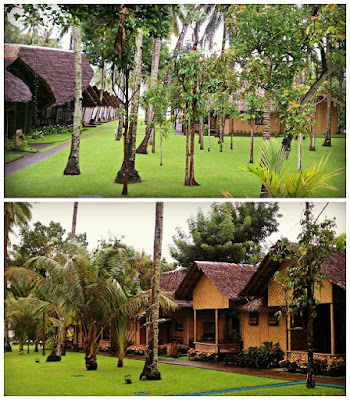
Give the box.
[72,247,345,361]
[4,44,121,139]
[240,247,345,358]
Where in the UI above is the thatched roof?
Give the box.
[160,270,192,308]
[5,70,32,103]
[175,261,257,301]
[240,247,346,298]
[160,270,186,294]
[5,44,93,107]
[322,249,346,290]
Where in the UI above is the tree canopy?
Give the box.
[171,202,281,268]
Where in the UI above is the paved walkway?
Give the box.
[4,124,111,177]
[125,356,345,387]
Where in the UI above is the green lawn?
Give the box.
[4,347,344,396]
[5,120,345,198]
[5,153,23,163]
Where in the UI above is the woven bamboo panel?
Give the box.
[241,311,287,354]
[268,261,333,307]
[195,342,216,352]
[287,351,337,361]
[193,275,229,310]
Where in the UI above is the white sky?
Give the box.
[9,201,346,263]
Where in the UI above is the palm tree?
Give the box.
[115,28,143,188]
[64,22,82,175]
[70,202,79,241]
[20,5,43,45]
[140,202,164,380]
[241,141,342,197]
[4,202,32,352]
[4,202,32,268]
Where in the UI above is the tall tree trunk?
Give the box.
[114,68,130,195]
[116,29,143,183]
[159,129,163,166]
[262,98,271,141]
[305,202,315,388]
[34,334,39,352]
[323,75,332,147]
[188,117,199,186]
[136,37,161,154]
[71,202,78,241]
[139,202,164,381]
[260,97,271,197]
[199,117,204,150]
[42,311,46,356]
[84,326,98,370]
[207,113,211,152]
[309,109,316,151]
[138,22,191,153]
[230,120,234,150]
[116,72,125,141]
[298,133,302,172]
[152,129,156,154]
[249,119,254,163]
[64,22,82,175]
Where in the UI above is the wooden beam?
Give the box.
[287,313,291,352]
[330,303,335,355]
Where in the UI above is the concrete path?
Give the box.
[125,355,345,387]
[4,124,111,177]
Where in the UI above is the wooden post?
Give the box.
[136,320,140,345]
[194,310,197,342]
[330,303,335,355]
[215,309,219,354]
[287,312,292,355]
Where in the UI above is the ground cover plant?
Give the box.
[4,346,344,396]
[4,121,345,198]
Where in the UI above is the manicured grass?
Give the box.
[5,347,344,396]
[5,152,23,163]
[5,120,345,198]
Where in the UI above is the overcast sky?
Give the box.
[8,201,346,263]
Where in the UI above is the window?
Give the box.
[268,312,279,326]
[255,116,263,125]
[175,321,184,332]
[248,312,259,326]
[203,322,215,335]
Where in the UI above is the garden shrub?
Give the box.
[125,345,147,356]
[28,124,73,139]
[188,348,215,363]
[178,344,190,354]
[280,355,345,377]
[232,341,284,369]
[5,139,38,153]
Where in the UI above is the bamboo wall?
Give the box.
[268,261,333,307]
[193,275,229,310]
[195,309,226,341]
[241,311,288,354]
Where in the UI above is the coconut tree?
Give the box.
[63,21,82,175]
[140,202,164,380]
[4,202,32,352]
[70,202,79,241]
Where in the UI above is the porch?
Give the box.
[193,309,241,355]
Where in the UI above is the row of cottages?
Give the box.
[4,44,121,140]
[126,247,345,359]
[198,91,341,137]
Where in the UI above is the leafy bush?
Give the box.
[28,124,72,139]
[5,139,38,153]
[280,355,345,377]
[232,342,284,369]
[125,345,147,356]
[188,348,215,363]
[178,344,190,354]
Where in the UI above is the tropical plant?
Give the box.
[241,141,342,198]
